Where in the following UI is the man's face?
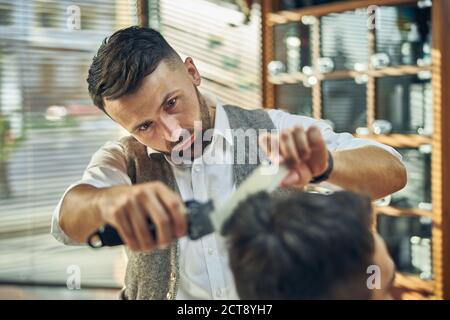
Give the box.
[103,58,212,159]
[370,232,396,300]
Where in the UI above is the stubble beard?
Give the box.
[165,86,214,162]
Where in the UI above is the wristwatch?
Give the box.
[309,151,334,184]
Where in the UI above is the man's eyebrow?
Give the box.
[131,89,179,132]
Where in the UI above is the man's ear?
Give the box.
[184,57,201,86]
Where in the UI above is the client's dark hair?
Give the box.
[87,26,182,111]
[222,190,375,300]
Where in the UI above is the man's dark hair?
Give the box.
[87,26,181,111]
[222,190,375,300]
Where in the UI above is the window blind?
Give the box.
[0,0,138,287]
[0,0,263,288]
[157,0,262,109]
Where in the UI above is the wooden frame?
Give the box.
[267,0,416,25]
[261,0,450,299]
[137,0,149,27]
[430,0,450,300]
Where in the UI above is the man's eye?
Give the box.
[166,98,177,110]
[138,122,152,131]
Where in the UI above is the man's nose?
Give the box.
[160,114,182,142]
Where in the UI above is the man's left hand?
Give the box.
[259,125,329,188]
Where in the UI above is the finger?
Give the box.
[259,133,283,163]
[306,126,329,176]
[128,200,154,252]
[281,162,313,187]
[115,211,139,251]
[307,126,326,152]
[281,171,300,187]
[280,130,300,166]
[156,185,187,238]
[142,191,172,248]
[292,126,311,160]
[295,161,313,184]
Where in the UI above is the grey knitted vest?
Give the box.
[119,105,276,300]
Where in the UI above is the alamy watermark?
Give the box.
[169,121,283,176]
[66,5,81,31]
[66,265,81,290]
[367,5,381,31]
[366,264,381,290]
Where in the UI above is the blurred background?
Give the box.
[0,0,263,300]
[0,0,448,300]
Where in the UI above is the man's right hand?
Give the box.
[95,181,187,253]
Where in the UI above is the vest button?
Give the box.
[166,292,172,300]
[170,272,176,281]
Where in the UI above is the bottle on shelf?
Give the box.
[377,214,432,277]
[317,57,334,73]
[418,27,432,67]
[410,235,432,280]
[284,26,301,74]
[372,120,393,135]
[401,23,421,65]
[371,53,390,69]
[267,60,286,76]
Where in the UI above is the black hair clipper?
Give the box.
[87,200,215,248]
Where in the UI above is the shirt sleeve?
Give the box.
[267,108,402,161]
[50,140,132,246]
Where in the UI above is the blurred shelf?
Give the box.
[267,0,417,26]
[268,72,307,84]
[320,66,431,80]
[268,66,431,85]
[354,134,432,148]
[318,70,358,80]
[262,0,450,299]
[397,290,434,300]
[375,205,433,219]
[369,65,432,77]
[395,273,434,294]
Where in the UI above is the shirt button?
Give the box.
[208,248,214,255]
[166,292,172,300]
[216,289,223,298]
[194,165,201,173]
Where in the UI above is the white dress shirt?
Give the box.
[51,98,402,300]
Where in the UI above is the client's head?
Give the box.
[222,190,395,300]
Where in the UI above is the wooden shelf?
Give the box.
[395,273,434,294]
[268,0,417,26]
[318,70,358,81]
[375,205,433,219]
[398,291,434,300]
[268,72,307,85]
[369,65,432,77]
[354,134,432,148]
[262,0,450,299]
[268,66,431,85]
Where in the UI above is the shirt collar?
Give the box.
[146,94,233,157]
